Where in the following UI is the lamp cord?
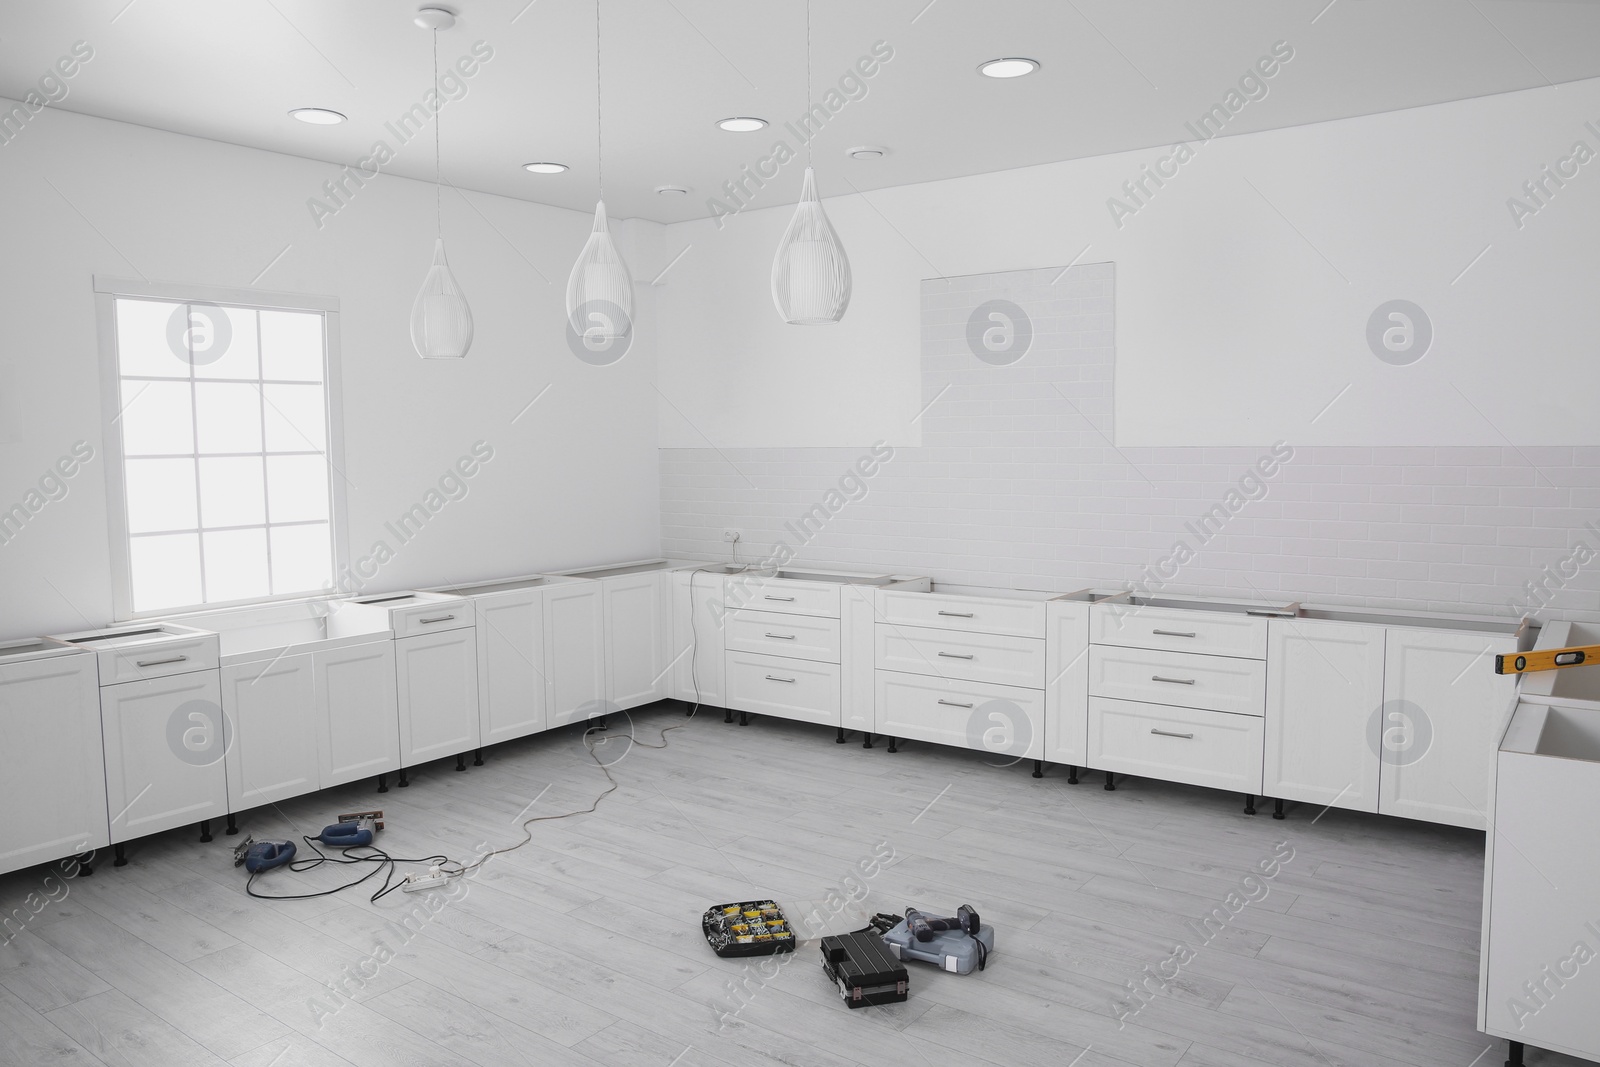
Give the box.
[805,0,812,168]
[433,28,441,237]
[596,0,605,202]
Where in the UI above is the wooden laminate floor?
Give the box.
[0,703,1585,1067]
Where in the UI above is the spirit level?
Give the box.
[1494,645,1600,675]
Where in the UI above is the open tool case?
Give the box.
[702,899,797,958]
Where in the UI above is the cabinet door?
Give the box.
[545,582,606,728]
[221,652,318,812]
[1264,618,1384,813]
[0,655,108,874]
[1044,601,1090,767]
[396,629,481,766]
[315,640,400,787]
[101,671,228,843]
[839,584,876,734]
[603,573,670,710]
[476,591,548,745]
[671,570,725,707]
[1380,628,1517,829]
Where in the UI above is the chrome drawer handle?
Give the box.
[1151,729,1195,739]
[937,699,974,708]
[135,655,188,667]
[764,633,797,640]
[938,652,975,660]
[937,611,974,618]
[1152,675,1196,685]
[1152,629,1196,638]
[765,595,796,602]
[765,675,796,683]
[419,614,456,624]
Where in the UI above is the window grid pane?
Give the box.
[113,296,335,612]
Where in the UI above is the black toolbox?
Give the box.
[820,931,909,1008]
[702,900,796,958]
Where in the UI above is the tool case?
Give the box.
[882,917,994,974]
[820,931,909,1008]
[702,900,796,958]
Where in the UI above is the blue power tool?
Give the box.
[242,840,296,873]
[317,820,374,847]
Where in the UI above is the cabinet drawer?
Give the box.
[1091,604,1267,659]
[876,591,1046,639]
[1089,646,1265,717]
[725,576,840,618]
[875,624,1045,689]
[874,671,1043,760]
[98,634,220,685]
[1088,698,1264,793]
[725,651,840,725]
[726,609,840,663]
[394,602,474,637]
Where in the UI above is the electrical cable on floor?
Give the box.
[245,836,453,903]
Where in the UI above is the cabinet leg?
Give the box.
[73,852,94,877]
[1244,794,1257,816]
[455,754,466,772]
[1032,760,1044,779]
[226,813,239,836]
[377,773,389,793]
[887,737,898,753]
[836,728,846,744]
[1273,798,1285,820]
[738,711,748,726]
[685,701,694,716]
[1104,771,1116,791]
[474,748,484,767]
[1506,1040,1525,1066]
[1067,764,1079,785]
[199,820,212,843]
[398,768,410,788]
[114,844,127,868]
[862,732,873,749]
[594,715,608,731]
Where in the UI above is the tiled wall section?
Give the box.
[661,264,1600,623]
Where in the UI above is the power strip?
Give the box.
[401,866,450,893]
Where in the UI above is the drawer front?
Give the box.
[1091,604,1268,659]
[1088,698,1264,793]
[725,576,841,619]
[875,624,1045,689]
[395,603,474,637]
[725,609,841,663]
[874,671,1044,761]
[877,591,1047,639]
[1089,646,1266,717]
[99,635,220,684]
[725,651,840,725]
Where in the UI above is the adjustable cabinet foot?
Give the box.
[226,814,239,836]
[73,852,94,877]
[377,773,389,794]
[398,768,410,788]
[1032,760,1044,779]
[685,702,694,716]
[886,737,898,753]
[113,844,127,868]
[199,820,213,843]
[1506,1040,1525,1066]
[1244,794,1257,816]
[456,754,466,772]
[1104,771,1116,791]
[594,716,608,731]
[738,711,748,726]
[474,748,484,767]
[1273,798,1285,820]
[724,708,734,724]
[862,732,873,749]
[836,728,846,744]
[1067,764,1079,785]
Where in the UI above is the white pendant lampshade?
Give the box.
[771,166,851,325]
[410,237,474,359]
[566,199,633,341]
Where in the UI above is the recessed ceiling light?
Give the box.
[523,162,568,174]
[655,185,690,196]
[978,57,1040,79]
[716,116,767,133]
[846,146,887,160]
[289,108,347,125]
[414,6,457,30]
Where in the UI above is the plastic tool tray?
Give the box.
[703,900,796,957]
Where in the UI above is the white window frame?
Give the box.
[93,276,350,620]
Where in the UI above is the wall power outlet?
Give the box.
[723,529,741,543]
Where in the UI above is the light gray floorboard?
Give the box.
[2,704,1590,1066]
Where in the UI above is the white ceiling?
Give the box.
[4,0,1599,224]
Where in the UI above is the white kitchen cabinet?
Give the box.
[672,568,726,708]
[1379,627,1518,830]
[839,584,877,737]
[727,651,841,726]
[473,584,548,745]
[100,669,228,844]
[876,671,1045,761]
[544,579,607,728]
[1044,596,1093,773]
[395,627,481,767]
[1089,697,1264,795]
[1264,617,1385,814]
[602,570,672,710]
[315,638,401,787]
[0,642,108,875]
[221,651,319,812]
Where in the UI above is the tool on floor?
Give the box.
[1495,644,1600,675]
[821,930,909,1008]
[336,809,386,831]
[884,906,994,974]
[702,900,797,957]
[241,840,297,873]
[905,905,980,942]
[316,816,377,848]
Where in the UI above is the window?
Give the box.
[96,279,345,617]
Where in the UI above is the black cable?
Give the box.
[245,835,453,903]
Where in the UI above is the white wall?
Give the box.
[657,77,1600,449]
[0,103,664,642]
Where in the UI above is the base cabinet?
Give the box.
[0,651,108,874]
[544,581,606,728]
[396,628,480,766]
[222,653,319,811]
[1264,618,1385,813]
[602,572,671,710]
[316,640,400,786]
[475,589,548,745]
[101,670,228,844]
[1044,600,1090,768]
[672,569,725,708]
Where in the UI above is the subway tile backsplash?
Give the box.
[661,263,1600,623]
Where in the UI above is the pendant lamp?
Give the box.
[566,1,633,343]
[772,0,850,324]
[410,7,474,359]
